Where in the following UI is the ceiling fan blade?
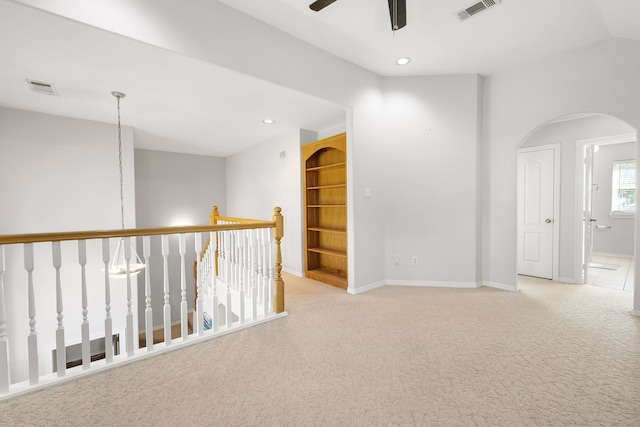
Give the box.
[388,0,406,31]
[310,0,338,12]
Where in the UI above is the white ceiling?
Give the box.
[220,0,640,76]
[0,0,346,157]
[1,0,639,156]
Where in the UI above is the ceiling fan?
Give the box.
[309,0,407,32]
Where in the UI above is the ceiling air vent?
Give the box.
[26,79,58,96]
[454,0,501,21]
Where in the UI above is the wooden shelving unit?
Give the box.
[302,133,347,289]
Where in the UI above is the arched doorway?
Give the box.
[516,113,637,287]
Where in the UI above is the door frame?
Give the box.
[574,132,636,284]
[517,143,561,281]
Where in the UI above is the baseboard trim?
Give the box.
[632,309,640,317]
[348,280,385,295]
[348,279,520,294]
[482,281,518,292]
[385,279,479,289]
[558,276,580,284]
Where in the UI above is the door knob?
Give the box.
[545,218,553,223]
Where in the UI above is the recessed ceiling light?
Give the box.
[396,57,411,66]
[263,119,276,124]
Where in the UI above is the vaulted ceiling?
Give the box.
[1,0,638,156]
[221,0,640,76]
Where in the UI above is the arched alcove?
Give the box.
[516,113,636,290]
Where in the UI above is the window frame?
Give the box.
[610,159,636,217]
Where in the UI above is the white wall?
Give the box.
[225,130,305,276]
[134,148,226,327]
[0,107,136,382]
[14,0,388,292]
[382,75,483,287]
[483,38,640,309]
[592,142,636,257]
[520,115,635,281]
[10,2,640,313]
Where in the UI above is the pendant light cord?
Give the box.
[115,94,125,231]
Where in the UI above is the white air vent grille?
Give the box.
[26,79,58,96]
[454,0,501,21]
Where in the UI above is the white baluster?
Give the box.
[78,240,90,369]
[226,231,234,328]
[225,227,231,283]
[239,230,246,325]
[143,236,153,351]
[195,233,204,336]
[261,228,269,308]
[124,238,134,357]
[220,229,227,282]
[257,229,265,308]
[102,239,113,363]
[233,230,242,290]
[24,243,38,385]
[52,242,66,377]
[162,235,171,346]
[210,231,219,332]
[267,228,275,314]
[179,234,188,340]
[251,230,258,320]
[0,246,10,392]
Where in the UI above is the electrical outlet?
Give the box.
[393,255,400,265]
[411,256,418,265]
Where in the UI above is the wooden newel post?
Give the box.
[273,207,285,314]
[210,205,220,225]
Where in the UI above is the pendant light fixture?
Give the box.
[105,91,145,278]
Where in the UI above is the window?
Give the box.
[611,160,636,215]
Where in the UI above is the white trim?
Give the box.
[517,143,561,282]
[347,280,385,295]
[482,281,519,292]
[632,309,640,317]
[609,213,634,219]
[575,132,637,285]
[558,276,581,284]
[345,109,356,291]
[577,132,636,146]
[385,279,479,289]
[349,279,523,294]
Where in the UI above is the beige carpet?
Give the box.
[1,273,639,426]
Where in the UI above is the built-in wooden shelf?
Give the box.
[307,227,346,234]
[306,267,347,289]
[307,184,346,190]
[307,247,347,257]
[306,162,346,171]
[302,133,348,290]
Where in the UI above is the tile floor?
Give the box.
[588,255,634,292]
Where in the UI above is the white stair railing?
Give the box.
[0,207,285,400]
[198,226,276,331]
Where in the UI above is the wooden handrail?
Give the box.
[0,222,275,245]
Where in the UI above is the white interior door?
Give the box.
[518,148,556,279]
